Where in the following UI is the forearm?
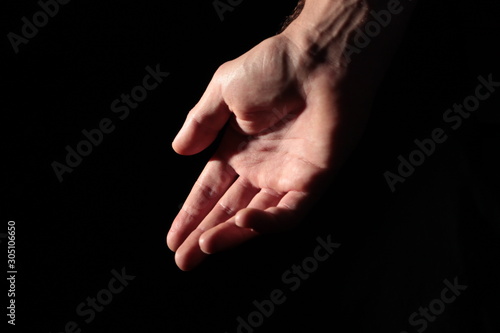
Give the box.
[281,0,418,85]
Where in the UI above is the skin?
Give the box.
[167,0,418,271]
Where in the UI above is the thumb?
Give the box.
[172,80,230,155]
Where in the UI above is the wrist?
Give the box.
[280,0,418,89]
[281,0,369,70]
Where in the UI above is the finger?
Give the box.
[197,177,260,232]
[246,188,283,210]
[167,159,236,252]
[200,191,310,255]
[174,177,259,266]
[172,79,231,155]
[198,189,286,255]
[199,219,258,255]
[174,228,207,271]
[235,191,314,233]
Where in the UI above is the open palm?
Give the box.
[167,35,368,270]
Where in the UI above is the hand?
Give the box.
[166,33,372,270]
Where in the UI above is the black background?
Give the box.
[2,0,500,332]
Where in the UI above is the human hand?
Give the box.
[167,32,371,270]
